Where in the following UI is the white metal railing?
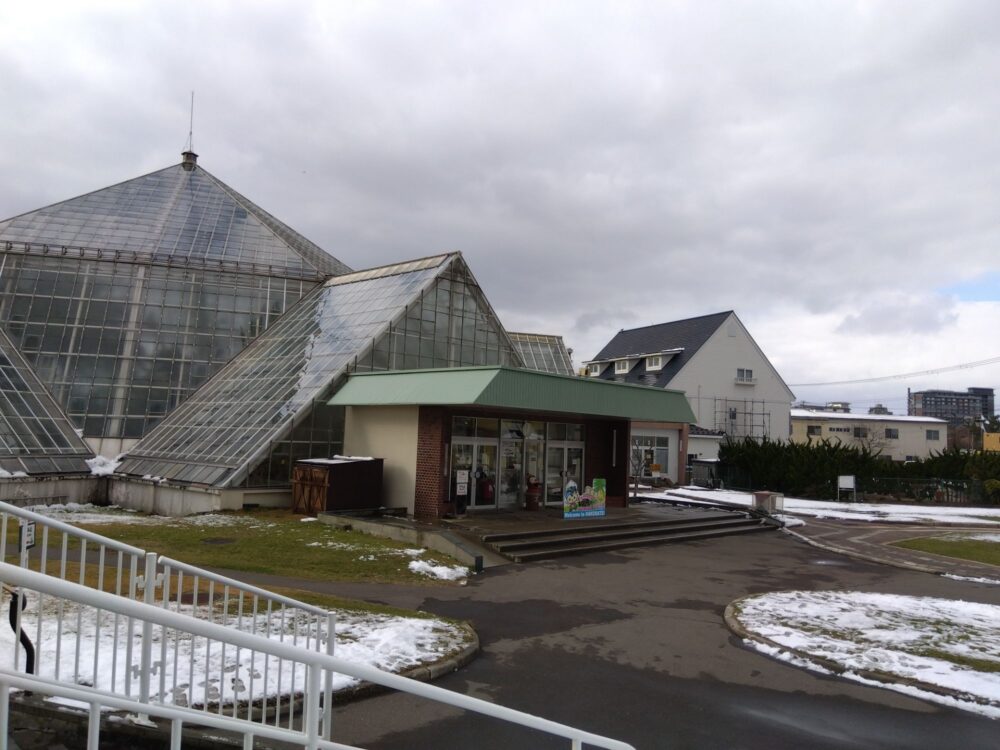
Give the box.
[1,563,636,750]
[0,500,336,735]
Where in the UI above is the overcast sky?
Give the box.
[2,1,999,414]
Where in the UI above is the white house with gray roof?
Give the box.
[586,311,794,462]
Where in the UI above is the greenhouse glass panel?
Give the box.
[0,328,93,474]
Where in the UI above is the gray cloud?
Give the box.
[2,1,1000,386]
[836,295,959,336]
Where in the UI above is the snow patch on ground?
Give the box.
[21,504,274,528]
[736,590,1000,716]
[939,531,1000,544]
[0,596,470,705]
[659,488,1000,526]
[408,560,468,581]
[775,514,805,527]
[942,574,1000,586]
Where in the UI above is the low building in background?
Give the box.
[907,387,995,426]
[984,433,1000,453]
[790,409,948,462]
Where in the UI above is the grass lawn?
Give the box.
[6,508,470,618]
[75,509,466,584]
[894,536,1000,567]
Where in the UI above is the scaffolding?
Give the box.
[714,398,771,440]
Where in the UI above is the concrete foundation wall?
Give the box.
[0,475,106,507]
[109,477,228,516]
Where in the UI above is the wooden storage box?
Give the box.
[291,457,384,516]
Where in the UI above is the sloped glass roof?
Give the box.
[0,328,94,475]
[508,332,575,376]
[118,255,455,486]
[0,160,350,279]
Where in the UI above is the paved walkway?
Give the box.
[789,518,1000,579]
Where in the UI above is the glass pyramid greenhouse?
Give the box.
[118,253,524,488]
[0,153,351,453]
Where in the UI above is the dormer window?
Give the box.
[588,362,602,376]
[615,360,630,374]
[646,355,663,371]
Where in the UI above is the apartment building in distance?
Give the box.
[907,387,995,426]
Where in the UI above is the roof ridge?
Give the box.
[615,310,733,335]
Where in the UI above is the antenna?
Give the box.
[185,91,195,152]
[181,91,199,170]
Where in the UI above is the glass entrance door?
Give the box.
[498,439,523,507]
[471,443,497,508]
[545,444,585,506]
[451,441,499,510]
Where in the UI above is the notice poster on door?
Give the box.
[564,478,607,519]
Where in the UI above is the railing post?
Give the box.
[305,664,321,750]
[322,611,335,740]
[0,678,9,750]
[138,551,158,717]
[87,701,101,750]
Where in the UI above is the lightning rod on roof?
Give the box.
[186,91,194,152]
[181,91,198,171]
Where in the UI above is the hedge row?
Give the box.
[717,438,1000,500]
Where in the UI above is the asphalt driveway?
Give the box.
[313,530,1000,749]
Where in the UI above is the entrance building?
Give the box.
[329,366,695,518]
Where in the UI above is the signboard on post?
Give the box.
[19,521,36,551]
[837,475,857,503]
[565,478,607,519]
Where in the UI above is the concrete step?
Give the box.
[489,516,757,553]
[480,511,739,544]
[507,522,773,562]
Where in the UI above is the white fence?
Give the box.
[0,501,636,750]
[0,500,336,737]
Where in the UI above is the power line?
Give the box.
[790,354,1000,388]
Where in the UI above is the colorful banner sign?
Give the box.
[564,478,607,519]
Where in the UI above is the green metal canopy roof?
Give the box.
[328,366,695,423]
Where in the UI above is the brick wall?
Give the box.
[415,406,447,518]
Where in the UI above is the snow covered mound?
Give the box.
[408,559,469,581]
[735,590,1000,718]
[86,455,122,476]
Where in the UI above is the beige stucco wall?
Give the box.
[790,416,946,461]
[985,433,1000,453]
[344,405,420,512]
[667,314,793,441]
